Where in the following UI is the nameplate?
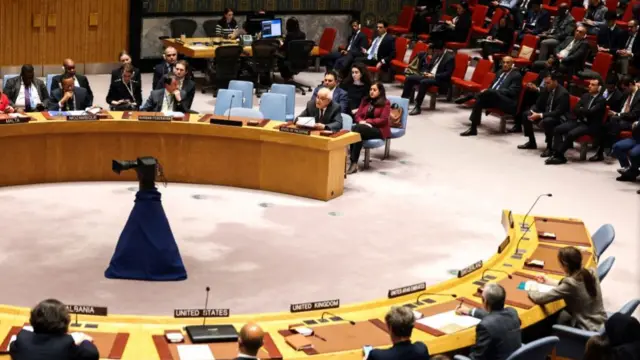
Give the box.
[173,308,230,318]
[210,119,243,127]
[498,236,511,254]
[67,115,98,121]
[290,299,339,313]
[388,282,427,299]
[279,126,311,135]
[0,117,30,124]
[65,304,108,316]
[457,260,483,278]
[138,115,172,122]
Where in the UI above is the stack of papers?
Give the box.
[296,117,315,128]
[519,281,554,293]
[416,310,481,334]
[177,344,215,360]
[163,111,185,118]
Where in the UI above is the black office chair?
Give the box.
[170,19,197,38]
[250,40,279,97]
[284,40,315,95]
[202,20,217,38]
[203,45,244,95]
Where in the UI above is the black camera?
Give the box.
[112,157,158,190]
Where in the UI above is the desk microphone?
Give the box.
[321,311,356,325]
[202,286,210,326]
[416,292,457,305]
[481,269,513,281]
[227,94,235,122]
[514,193,552,255]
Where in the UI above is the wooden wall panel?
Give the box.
[42,0,87,64]
[0,0,43,67]
[86,0,129,63]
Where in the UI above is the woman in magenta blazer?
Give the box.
[348,81,391,174]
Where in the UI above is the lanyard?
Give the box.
[123,80,135,101]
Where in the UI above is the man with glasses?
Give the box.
[48,74,92,111]
[152,46,179,90]
[311,70,349,114]
[296,87,343,131]
[616,20,640,75]
[156,60,196,111]
[533,26,589,82]
[51,59,93,105]
[352,21,396,72]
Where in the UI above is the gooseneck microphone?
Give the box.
[514,193,553,255]
[202,286,211,326]
[482,269,513,281]
[416,292,457,305]
[321,311,356,325]
[227,95,235,122]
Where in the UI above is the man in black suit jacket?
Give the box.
[152,46,179,90]
[155,60,196,111]
[533,26,590,81]
[296,87,343,131]
[353,21,396,72]
[459,57,522,136]
[597,11,627,56]
[48,74,92,111]
[616,20,640,74]
[518,72,571,151]
[51,59,93,106]
[232,323,264,360]
[3,64,49,112]
[456,283,521,360]
[324,19,369,75]
[603,76,624,113]
[401,43,455,115]
[141,75,188,112]
[547,78,607,164]
[367,306,430,360]
[519,1,551,41]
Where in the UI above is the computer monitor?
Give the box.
[261,18,282,38]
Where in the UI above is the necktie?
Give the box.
[319,109,324,122]
[626,34,635,49]
[587,95,595,109]
[25,86,32,110]
[368,36,381,60]
[492,72,507,90]
[347,32,358,51]
[428,55,441,73]
[546,90,554,112]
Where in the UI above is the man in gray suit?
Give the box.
[456,283,522,360]
[3,64,49,112]
[296,87,343,131]
[141,75,188,112]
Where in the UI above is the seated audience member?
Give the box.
[597,76,640,159]
[52,59,94,105]
[216,8,239,38]
[401,42,455,115]
[538,4,576,60]
[152,46,178,90]
[156,60,196,111]
[48,74,92,111]
[3,64,49,112]
[545,79,606,164]
[481,15,515,67]
[617,20,640,75]
[458,56,522,136]
[597,11,626,56]
[141,75,188,112]
[602,76,624,113]
[296,87,343,131]
[518,72,570,150]
[411,0,443,38]
[456,283,522,360]
[603,313,640,359]
[584,335,612,360]
[278,17,307,82]
[352,21,396,74]
[324,19,368,75]
[0,90,10,113]
[110,50,141,85]
[106,63,143,110]
[583,0,608,35]
[431,2,472,45]
[511,71,546,133]
[367,306,430,360]
[519,0,551,41]
[348,82,391,174]
[611,121,640,181]
[339,63,373,114]
[533,26,590,81]
[528,246,606,330]
[9,298,99,360]
[311,70,349,114]
[235,322,264,360]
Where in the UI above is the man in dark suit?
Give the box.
[602,76,624,113]
[311,70,350,114]
[367,306,430,360]
[538,4,577,60]
[401,42,455,115]
[324,19,369,75]
[10,299,99,360]
[48,74,92,111]
[456,283,522,360]
[233,323,264,360]
[458,56,522,136]
[3,64,49,112]
[510,71,546,133]
[296,87,343,131]
[546,78,607,164]
[597,11,627,56]
[152,46,179,90]
[51,59,93,106]
[353,21,396,72]
[616,20,640,75]
[518,72,570,150]
[411,0,443,38]
[533,26,590,82]
[519,1,551,41]
[155,60,196,111]
[141,75,188,112]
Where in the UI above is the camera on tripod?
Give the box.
[112,157,159,190]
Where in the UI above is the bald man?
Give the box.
[296,87,343,131]
[235,323,264,359]
[153,46,179,90]
[51,59,93,105]
[459,56,522,136]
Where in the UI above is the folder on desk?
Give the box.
[176,344,215,360]
[296,117,315,128]
[416,310,480,334]
[285,333,313,351]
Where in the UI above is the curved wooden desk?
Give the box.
[0,212,596,359]
[0,112,359,201]
[162,38,320,58]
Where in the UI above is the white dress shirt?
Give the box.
[625,33,636,55]
[14,83,41,107]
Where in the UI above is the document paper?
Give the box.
[177,344,215,360]
[416,310,481,334]
[523,281,554,293]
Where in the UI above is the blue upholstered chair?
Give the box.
[258,92,287,121]
[551,298,640,359]
[46,74,57,95]
[214,89,243,116]
[2,74,18,87]
[269,84,296,121]
[341,113,353,131]
[223,107,264,119]
[597,256,615,282]
[228,80,254,108]
[454,336,559,360]
[362,95,410,169]
[591,224,615,259]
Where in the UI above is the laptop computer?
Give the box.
[185,324,239,343]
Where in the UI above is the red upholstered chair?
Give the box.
[573,52,614,87]
[462,72,497,107]
[452,58,493,94]
[571,6,586,22]
[472,8,504,38]
[542,0,570,16]
[487,71,539,132]
[512,34,540,67]
[576,105,609,160]
[450,0,477,12]
[315,27,337,71]
[446,5,488,51]
[493,32,518,64]
[617,1,637,29]
[391,41,429,73]
[368,37,409,78]
[426,52,469,109]
[517,72,540,115]
[388,5,415,35]
[605,0,618,12]
[361,27,374,45]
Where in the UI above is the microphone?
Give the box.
[514,193,552,255]
[482,269,513,281]
[321,311,356,325]
[416,292,457,305]
[202,286,210,326]
[227,94,235,122]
